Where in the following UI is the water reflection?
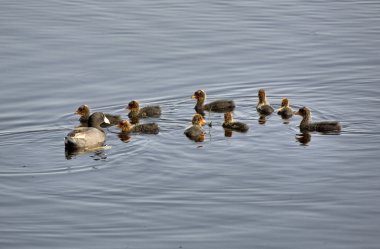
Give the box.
[258,115,267,125]
[223,128,249,138]
[118,132,131,143]
[281,118,291,124]
[296,132,311,145]
[296,131,341,146]
[224,129,233,137]
[65,147,108,160]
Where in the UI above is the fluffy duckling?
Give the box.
[75,104,121,126]
[294,106,341,132]
[184,114,206,142]
[117,120,160,134]
[277,98,294,119]
[65,112,110,150]
[192,89,235,116]
[191,113,207,126]
[222,112,249,132]
[256,89,274,115]
[75,105,91,125]
[127,100,161,120]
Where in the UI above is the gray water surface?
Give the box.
[1,1,380,248]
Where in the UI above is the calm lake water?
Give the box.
[1,0,380,248]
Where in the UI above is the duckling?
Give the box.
[184,114,206,142]
[75,104,91,125]
[127,100,161,120]
[192,89,235,116]
[191,113,207,126]
[222,112,249,132]
[65,112,110,150]
[75,104,121,126]
[117,120,160,134]
[256,89,274,115]
[277,98,294,119]
[294,106,341,132]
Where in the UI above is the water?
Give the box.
[1,0,380,248]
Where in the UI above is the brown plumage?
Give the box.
[192,90,235,116]
[127,100,161,122]
[256,89,274,115]
[277,98,294,119]
[117,120,160,134]
[294,106,341,132]
[296,132,311,145]
[222,112,249,132]
[184,114,206,142]
[191,113,206,126]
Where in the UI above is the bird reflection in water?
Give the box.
[118,133,131,143]
[296,131,341,146]
[224,129,233,137]
[296,132,311,145]
[281,119,290,124]
[65,147,108,160]
[258,115,267,125]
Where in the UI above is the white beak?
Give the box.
[103,116,110,124]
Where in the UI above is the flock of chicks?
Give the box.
[184,89,341,142]
[64,89,341,151]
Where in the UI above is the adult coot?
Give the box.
[65,112,110,150]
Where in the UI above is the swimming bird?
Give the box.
[127,100,161,122]
[277,98,294,119]
[117,120,160,134]
[256,89,274,115]
[184,114,206,142]
[294,106,341,132]
[192,89,235,116]
[65,112,110,150]
[75,104,121,126]
[222,112,249,132]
